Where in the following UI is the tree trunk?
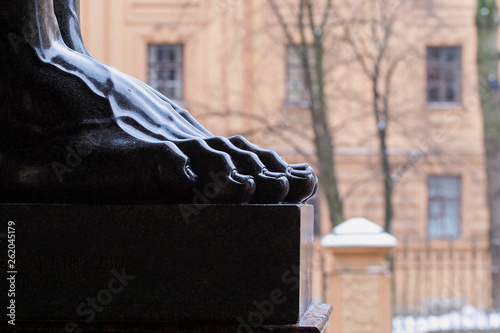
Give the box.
[372,67,394,233]
[297,0,344,227]
[303,45,344,227]
[476,0,500,308]
[312,31,344,227]
[379,127,394,233]
[315,111,344,227]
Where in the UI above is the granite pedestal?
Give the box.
[0,204,330,331]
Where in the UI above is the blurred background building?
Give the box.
[80,0,496,330]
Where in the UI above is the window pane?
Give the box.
[148,44,184,101]
[286,45,316,105]
[445,70,454,83]
[427,176,461,238]
[429,201,440,217]
[444,202,459,236]
[169,49,176,61]
[427,48,440,61]
[446,88,455,102]
[428,217,441,238]
[158,70,165,80]
[446,49,457,62]
[427,68,440,81]
[426,46,461,103]
[442,177,460,198]
[428,87,439,102]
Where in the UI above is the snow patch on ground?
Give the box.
[393,306,500,333]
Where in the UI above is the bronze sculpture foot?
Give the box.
[0,0,317,204]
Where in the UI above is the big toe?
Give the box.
[285,168,317,203]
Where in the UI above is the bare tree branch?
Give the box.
[268,0,297,45]
[306,0,316,32]
[344,27,374,78]
[320,0,333,29]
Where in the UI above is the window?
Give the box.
[426,46,462,104]
[427,176,461,238]
[286,45,316,106]
[148,44,184,101]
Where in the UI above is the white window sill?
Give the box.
[285,100,311,109]
[425,102,463,110]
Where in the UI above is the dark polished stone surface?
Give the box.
[2,304,332,333]
[0,204,313,326]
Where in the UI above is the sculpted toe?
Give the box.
[250,170,289,204]
[176,139,256,204]
[284,168,317,203]
[205,137,290,203]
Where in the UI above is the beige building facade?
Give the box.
[80,0,492,308]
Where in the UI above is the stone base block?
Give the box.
[0,204,313,326]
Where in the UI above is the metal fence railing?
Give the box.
[392,238,500,333]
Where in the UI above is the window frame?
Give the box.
[425,46,463,107]
[427,175,462,239]
[147,43,185,102]
[285,44,315,108]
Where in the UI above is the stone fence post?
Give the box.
[321,218,397,333]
